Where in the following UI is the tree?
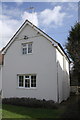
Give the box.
[65,22,80,85]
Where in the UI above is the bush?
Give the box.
[2,97,58,109]
[70,92,76,96]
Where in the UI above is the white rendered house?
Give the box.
[0,20,70,103]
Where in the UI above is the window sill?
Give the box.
[22,53,33,56]
[17,87,37,90]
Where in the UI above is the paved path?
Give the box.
[60,95,80,118]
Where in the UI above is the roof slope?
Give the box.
[1,19,70,62]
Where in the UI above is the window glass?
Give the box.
[25,79,30,87]
[19,76,24,87]
[18,75,36,88]
[22,48,27,54]
[31,75,36,87]
[25,75,29,78]
[22,43,32,55]
[28,43,32,53]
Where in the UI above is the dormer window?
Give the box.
[22,42,32,55]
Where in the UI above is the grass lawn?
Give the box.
[2,104,64,119]
[0,102,2,119]
[0,108,2,119]
[2,96,80,119]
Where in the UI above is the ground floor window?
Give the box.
[18,74,36,88]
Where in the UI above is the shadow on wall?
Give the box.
[57,61,70,103]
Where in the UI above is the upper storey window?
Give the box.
[22,42,32,55]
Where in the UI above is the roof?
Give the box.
[1,19,70,62]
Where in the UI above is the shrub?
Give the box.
[2,97,58,109]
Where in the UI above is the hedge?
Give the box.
[2,97,58,109]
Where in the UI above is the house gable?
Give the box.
[1,20,70,63]
[2,20,57,54]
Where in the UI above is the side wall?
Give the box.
[56,49,70,103]
[2,24,58,102]
[63,56,70,100]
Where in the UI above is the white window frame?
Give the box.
[18,75,24,88]
[22,44,27,55]
[25,75,30,88]
[22,42,32,55]
[27,43,32,54]
[18,74,36,89]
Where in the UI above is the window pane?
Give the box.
[25,79,30,88]
[31,75,36,87]
[22,43,27,55]
[28,43,32,53]
[31,83,36,87]
[33,84,36,87]
[31,75,36,79]
[25,75,29,78]
[19,76,24,87]
[31,76,36,80]
[22,48,27,54]
[22,44,26,47]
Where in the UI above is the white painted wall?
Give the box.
[63,57,70,100]
[56,49,70,102]
[56,49,64,103]
[2,25,58,102]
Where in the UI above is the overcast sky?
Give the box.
[0,0,79,50]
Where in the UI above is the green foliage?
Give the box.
[2,97,58,109]
[65,22,80,83]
